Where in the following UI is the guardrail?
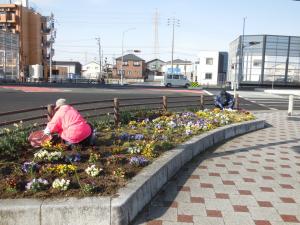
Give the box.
[0,95,218,129]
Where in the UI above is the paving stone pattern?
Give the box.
[132,112,300,225]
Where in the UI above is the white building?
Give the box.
[194,51,228,86]
[162,59,193,81]
[81,61,100,80]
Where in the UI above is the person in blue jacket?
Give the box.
[215,90,235,109]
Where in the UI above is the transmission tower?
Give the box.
[153,9,160,59]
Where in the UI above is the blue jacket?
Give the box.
[215,92,234,109]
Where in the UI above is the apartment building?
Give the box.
[0,1,52,80]
[112,54,146,83]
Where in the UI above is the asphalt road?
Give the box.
[0,87,210,111]
[2,85,296,112]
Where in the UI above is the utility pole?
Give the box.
[49,13,55,82]
[167,17,180,75]
[96,37,102,80]
[234,17,246,98]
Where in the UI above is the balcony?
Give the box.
[0,13,17,23]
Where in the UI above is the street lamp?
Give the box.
[121,27,135,85]
[234,41,260,95]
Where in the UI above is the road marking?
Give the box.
[203,90,213,96]
[0,86,66,93]
[147,88,205,94]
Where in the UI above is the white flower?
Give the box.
[34,150,49,160]
[48,151,62,161]
[85,165,102,177]
[52,178,70,191]
[167,121,177,128]
[128,146,141,154]
[34,150,62,161]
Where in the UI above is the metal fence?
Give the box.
[0,95,218,129]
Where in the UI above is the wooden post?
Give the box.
[114,98,120,127]
[200,95,204,110]
[163,96,167,112]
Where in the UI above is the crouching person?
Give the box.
[44,98,95,148]
[214,90,235,110]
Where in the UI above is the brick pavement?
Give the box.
[132,111,300,225]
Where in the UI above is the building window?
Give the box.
[206,58,213,65]
[133,61,140,66]
[195,61,200,64]
[253,60,262,67]
[205,73,212,79]
[128,71,132,75]
[151,65,156,69]
[123,61,128,66]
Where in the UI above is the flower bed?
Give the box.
[0,109,255,199]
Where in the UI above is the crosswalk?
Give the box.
[240,96,300,110]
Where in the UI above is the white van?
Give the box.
[163,74,190,88]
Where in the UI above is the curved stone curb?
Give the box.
[0,119,265,225]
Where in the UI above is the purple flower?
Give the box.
[129,156,149,167]
[22,162,39,173]
[134,134,144,140]
[119,133,130,141]
[155,124,162,129]
[181,112,195,117]
[26,178,48,191]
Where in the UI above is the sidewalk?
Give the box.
[132,111,300,225]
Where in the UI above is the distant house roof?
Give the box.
[146,59,165,64]
[116,54,144,61]
[165,59,192,64]
[83,61,100,66]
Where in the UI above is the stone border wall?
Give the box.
[0,119,265,225]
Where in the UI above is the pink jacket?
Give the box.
[46,105,91,144]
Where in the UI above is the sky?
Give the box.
[3,0,299,64]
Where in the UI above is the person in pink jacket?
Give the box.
[44,98,94,146]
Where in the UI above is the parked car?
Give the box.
[162,74,190,88]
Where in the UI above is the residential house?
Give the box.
[146,59,165,81]
[112,54,146,83]
[162,59,193,81]
[194,51,228,86]
[81,61,100,80]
